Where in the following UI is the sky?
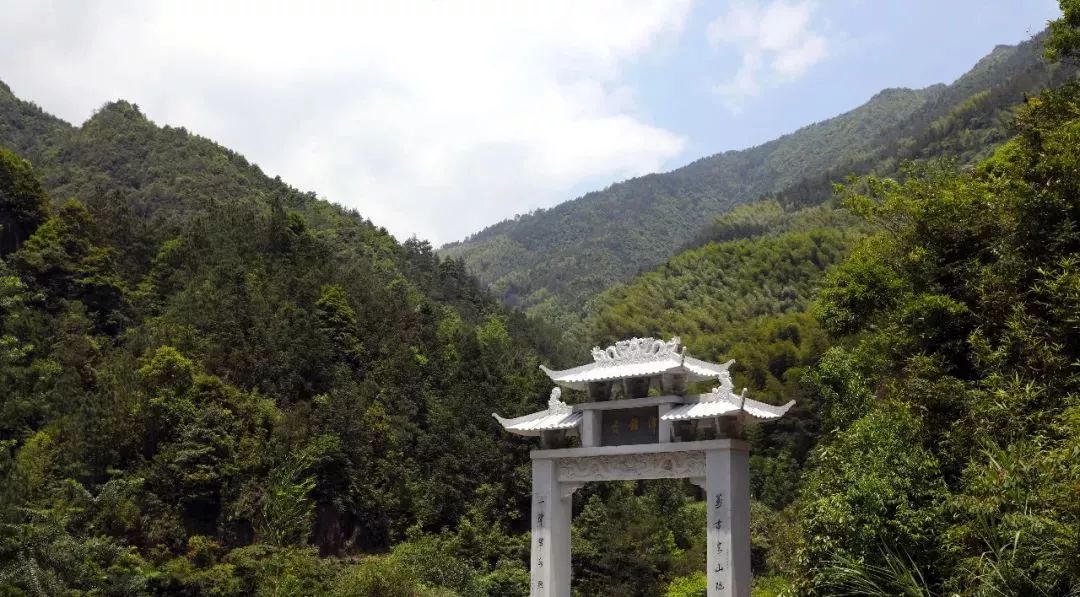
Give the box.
[0,1,1063,245]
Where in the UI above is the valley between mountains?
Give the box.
[1,14,1079,596]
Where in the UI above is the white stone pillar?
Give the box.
[657,404,674,443]
[705,442,751,597]
[531,458,572,597]
[581,410,602,448]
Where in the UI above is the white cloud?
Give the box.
[0,0,690,243]
[707,0,830,111]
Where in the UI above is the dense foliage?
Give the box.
[591,203,861,354]
[0,87,587,594]
[791,72,1080,591]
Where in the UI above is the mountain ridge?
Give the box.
[449,83,934,248]
[441,32,1071,319]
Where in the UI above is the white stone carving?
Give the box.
[547,388,571,415]
[540,337,732,390]
[590,337,682,364]
[664,377,794,422]
[700,375,743,404]
[716,371,735,394]
[493,387,581,436]
[556,451,705,482]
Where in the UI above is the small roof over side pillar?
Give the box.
[492,388,582,437]
[662,372,795,423]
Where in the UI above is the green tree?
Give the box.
[0,147,48,255]
[257,434,337,547]
[315,284,364,367]
[1046,0,1080,61]
[798,403,946,593]
[12,199,127,332]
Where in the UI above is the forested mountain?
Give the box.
[0,75,833,596]
[3,8,1080,596]
[443,32,1076,321]
[0,80,580,594]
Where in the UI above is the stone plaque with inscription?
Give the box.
[600,406,658,446]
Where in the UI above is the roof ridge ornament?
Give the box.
[492,387,581,436]
[717,371,734,393]
[540,337,733,391]
[547,387,571,414]
[590,337,681,365]
[701,372,736,402]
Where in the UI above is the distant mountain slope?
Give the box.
[0,90,366,244]
[441,87,931,314]
[589,202,864,353]
[0,80,70,157]
[443,32,1074,317]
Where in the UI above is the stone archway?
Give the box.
[529,440,750,597]
[494,338,793,597]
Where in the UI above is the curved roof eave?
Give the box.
[540,358,734,390]
[492,410,582,437]
[661,398,795,422]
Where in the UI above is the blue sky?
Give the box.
[631,0,1060,164]
[0,1,1064,243]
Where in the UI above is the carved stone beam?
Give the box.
[557,451,706,483]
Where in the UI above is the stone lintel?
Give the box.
[531,438,748,460]
[568,393,756,412]
[556,450,706,483]
[532,440,749,486]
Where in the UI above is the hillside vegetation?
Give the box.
[0,73,802,597]
[0,83,575,594]
[786,77,1080,593]
[2,7,1080,596]
[580,11,1080,593]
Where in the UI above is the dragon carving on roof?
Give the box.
[590,337,682,364]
